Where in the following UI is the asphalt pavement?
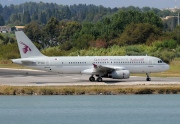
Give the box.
[0,68,179,86]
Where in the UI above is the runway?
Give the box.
[0,68,179,86]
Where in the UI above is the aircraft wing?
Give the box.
[11,59,36,65]
[93,64,126,70]
[81,63,126,74]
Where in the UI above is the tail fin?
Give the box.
[15,31,45,58]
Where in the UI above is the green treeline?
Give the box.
[24,10,162,48]
[0,2,118,25]
[0,11,180,63]
[0,2,178,30]
[23,10,180,63]
[0,2,180,63]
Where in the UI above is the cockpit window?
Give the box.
[158,60,163,63]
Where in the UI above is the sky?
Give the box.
[1,0,179,9]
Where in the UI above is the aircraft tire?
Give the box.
[89,77,95,82]
[146,78,151,81]
[97,77,103,82]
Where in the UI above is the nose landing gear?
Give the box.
[146,73,151,81]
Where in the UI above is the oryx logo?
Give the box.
[19,41,31,54]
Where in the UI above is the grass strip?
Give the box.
[0,85,180,95]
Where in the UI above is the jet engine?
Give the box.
[109,70,130,79]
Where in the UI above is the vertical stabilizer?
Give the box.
[15,31,45,58]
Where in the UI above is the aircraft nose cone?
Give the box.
[164,64,170,71]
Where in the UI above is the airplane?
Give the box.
[12,31,170,82]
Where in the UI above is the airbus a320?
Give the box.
[12,31,170,82]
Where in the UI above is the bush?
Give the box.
[176,46,180,57]
[125,45,148,55]
[42,46,68,56]
[152,39,177,50]
[151,49,176,63]
[0,43,20,60]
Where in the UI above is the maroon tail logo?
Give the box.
[19,41,31,54]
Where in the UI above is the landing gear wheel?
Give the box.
[146,73,151,81]
[146,78,151,81]
[89,76,95,82]
[96,77,103,82]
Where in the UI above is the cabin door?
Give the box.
[148,58,153,65]
[45,58,50,66]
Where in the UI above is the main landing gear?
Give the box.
[146,73,151,81]
[89,75,103,82]
[89,76,95,82]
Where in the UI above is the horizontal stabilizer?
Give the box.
[21,60,36,63]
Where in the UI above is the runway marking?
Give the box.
[0,68,46,72]
[65,76,73,78]
[73,78,80,80]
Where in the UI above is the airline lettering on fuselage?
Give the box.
[94,58,108,61]
[110,58,128,61]
[130,58,144,62]
[94,58,145,62]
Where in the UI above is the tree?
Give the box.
[24,21,42,42]
[0,15,5,26]
[40,11,47,24]
[45,17,59,38]
[8,13,23,25]
[117,23,162,45]
[2,5,11,21]
[74,34,94,49]
[23,11,31,24]
[0,34,4,41]
[94,39,107,48]
[172,25,180,44]
[58,21,82,43]
[142,11,163,28]
[63,6,71,19]
[31,12,39,21]
[142,7,151,12]
[111,10,163,35]
[0,4,3,14]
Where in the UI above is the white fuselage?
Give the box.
[13,31,170,81]
[12,56,170,74]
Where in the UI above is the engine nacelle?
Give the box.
[109,70,130,79]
